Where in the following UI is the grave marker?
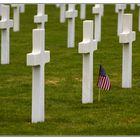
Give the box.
[28,4,49,123]
[34,4,48,29]
[78,20,97,104]
[66,4,78,48]
[19,4,25,13]
[11,4,20,32]
[27,29,50,123]
[80,4,86,20]
[92,4,102,42]
[130,4,135,10]
[0,5,13,64]
[100,4,104,16]
[56,4,60,8]
[0,4,2,16]
[138,4,140,31]
[115,4,126,35]
[60,4,66,23]
[119,14,136,88]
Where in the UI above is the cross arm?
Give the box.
[11,4,20,8]
[27,51,50,66]
[27,52,41,66]
[65,10,78,18]
[115,4,126,13]
[34,15,48,23]
[44,51,50,64]
[78,40,97,54]
[92,6,101,14]
[119,31,136,44]
[0,20,13,29]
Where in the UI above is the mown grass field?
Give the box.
[0,4,140,136]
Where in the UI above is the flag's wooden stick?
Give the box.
[98,88,101,102]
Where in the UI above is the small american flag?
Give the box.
[97,65,111,90]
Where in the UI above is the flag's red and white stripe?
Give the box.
[98,75,111,90]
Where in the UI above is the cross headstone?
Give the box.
[138,4,140,31]
[92,4,102,42]
[119,14,136,88]
[130,4,135,10]
[34,4,48,29]
[100,4,104,16]
[59,4,66,23]
[19,4,25,13]
[78,20,97,104]
[0,4,2,16]
[80,4,86,20]
[56,4,60,8]
[27,29,50,123]
[115,4,126,36]
[66,4,78,48]
[0,5,13,64]
[11,4,20,32]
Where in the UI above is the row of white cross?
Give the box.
[27,4,103,123]
[0,4,25,64]
[62,4,103,47]
[115,4,136,88]
[0,4,139,123]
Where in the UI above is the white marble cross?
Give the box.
[138,4,140,32]
[56,4,60,8]
[115,4,126,36]
[78,20,97,104]
[92,4,102,42]
[130,4,135,10]
[27,29,50,123]
[19,4,25,13]
[0,5,13,64]
[34,4,48,29]
[11,4,20,32]
[0,4,2,16]
[66,4,78,48]
[59,4,66,23]
[119,14,136,88]
[100,4,104,16]
[80,4,86,20]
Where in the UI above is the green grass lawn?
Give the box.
[0,4,140,136]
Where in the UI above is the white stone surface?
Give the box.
[115,4,126,36]
[34,4,48,29]
[115,4,126,13]
[66,4,78,48]
[100,4,104,16]
[119,14,136,88]
[56,4,60,8]
[138,4,140,32]
[78,20,97,104]
[0,5,13,64]
[80,4,86,20]
[19,4,25,13]
[11,4,20,32]
[27,29,50,123]
[60,4,66,23]
[0,4,2,16]
[130,4,135,10]
[92,4,102,42]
